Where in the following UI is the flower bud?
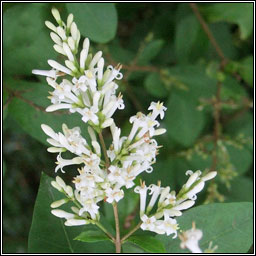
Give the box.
[172,200,195,211]
[51,8,62,24]
[50,198,68,208]
[51,181,62,191]
[53,44,66,55]
[65,219,89,226]
[51,209,75,219]
[64,185,74,198]
[50,32,62,46]
[67,14,73,29]
[201,171,217,182]
[56,176,66,188]
[45,21,57,32]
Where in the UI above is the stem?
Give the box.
[95,222,115,242]
[113,203,121,253]
[98,131,110,170]
[121,221,142,243]
[189,3,227,65]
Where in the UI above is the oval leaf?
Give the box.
[66,3,117,43]
[156,202,253,253]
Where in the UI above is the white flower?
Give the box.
[79,199,100,220]
[134,181,148,217]
[186,181,205,200]
[32,69,57,79]
[147,182,162,212]
[148,101,167,120]
[105,187,124,203]
[107,165,125,187]
[80,108,99,125]
[157,213,179,238]
[180,222,203,253]
[140,214,157,231]
[55,154,83,173]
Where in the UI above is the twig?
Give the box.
[4,87,66,115]
[121,221,142,243]
[189,3,227,67]
[3,95,14,110]
[211,81,222,172]
[113,203,121,253]
[95,222,115,242]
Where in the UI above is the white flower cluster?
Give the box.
[33,9,168,224]
[134,170,217,237]
[32,8,124,130]
[33,8,217,240]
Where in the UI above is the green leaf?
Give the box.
[75,230,109,243]
[156,202,253,253]
[122,243,145,253]
[138,39,164,65]
[202,3,253,39]
[226,144,252,175]
[127,235,166,253]
[175,15,199,63]
[219,176,253,203]
[28,172,115,253]
[165,92,205,147]
[66,3,117,43]
[144,72,168,98]
[3,3,57,76]
[238,56,253,86]
[166,65,217,99]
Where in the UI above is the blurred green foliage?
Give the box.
[3,2,253,253]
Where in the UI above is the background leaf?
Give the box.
[74,230,110,243]
[156,202,253,253]
[66,3,117,43]
[3,3,57,76]
[201,3,253,39]
[28,172,115,253]
[165,92,205,147]
[127,235,166,253]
